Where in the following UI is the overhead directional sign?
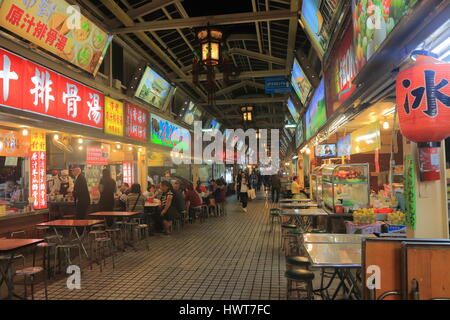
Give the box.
[265,76,291,94]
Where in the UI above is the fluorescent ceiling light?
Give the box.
[433,37,450,55]
[355,133,377,142]
[383,106,396,116]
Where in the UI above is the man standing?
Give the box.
[271,173,281,203]
[72,167,90,220]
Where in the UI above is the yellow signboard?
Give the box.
[351,122,381,154]
[30,130,46,152]
[0,0,112,74]
[104,97,124,136]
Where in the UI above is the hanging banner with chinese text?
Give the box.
[404,154,416,230]
[104,97,124,136]
[0,0,112,75]
[125,102,148,141]
[30,130,46,209]
[0,47,104,128]
[0,129,30,157]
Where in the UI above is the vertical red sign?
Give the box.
[30,130,46,210]
[125,102,148,141]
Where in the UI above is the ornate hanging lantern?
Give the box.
[241,106,253,122]
[193,26,223,106]
[396,50,450,181]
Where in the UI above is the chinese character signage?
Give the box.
[86,146,108,165]
[30,130,46,209]
[352,0,419,72]
[396,52,450,143]
[0,48,104,128]
[123,162,133,186]
[325,23,357,115]
[104,97,124,136]
[150,114,191,152]
[125,102,148,141]
[0,129,30,157]
[0,0,112,75]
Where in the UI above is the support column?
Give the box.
[404,139,449,238]
[137,148,148,189]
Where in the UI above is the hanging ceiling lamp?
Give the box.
[193,25,226,107]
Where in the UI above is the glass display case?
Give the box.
[322,163,369,211]
[310,165,325,202]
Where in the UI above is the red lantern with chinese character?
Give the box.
[396,51,450,181]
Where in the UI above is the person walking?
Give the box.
[271,173,281,203]
[159,181,177,235]
[237,171,250,212]
[72,167,90,220]
[98,169,116,211]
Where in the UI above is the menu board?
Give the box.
[287,98,300,123]
[0,0,112,75]
[150,114,190,152]
[300,0,331,57]
[352,0,419,71]
[337,134,352,156]
[30,130,46,209]
[315,144,337,157]
[0,129,30,157]
[135,66,173,109]
[325,23,357,115]
[123,162,133,186]
[0,47,104,128]
[104,97,124,136]
[291,58,312,105]
[182,101,202,126]
[86,146,108,165]
[125,102,148,141]
[295,121,304,148]
[305,78,327,140]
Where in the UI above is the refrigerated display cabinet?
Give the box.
[321,163,370,211]
[310,165,325,202]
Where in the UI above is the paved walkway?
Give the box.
[34,193,289,300]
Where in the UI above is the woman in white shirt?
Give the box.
[237,172,251,212]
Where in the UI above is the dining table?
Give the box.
[0,238,44,299]
[279,198,313,203]
[36,219,104,262]
[302,233,376,244]
[280,202,319,210]
[280,208,328,231]
[303,242,362,300]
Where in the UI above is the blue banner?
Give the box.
[265,76,291,94]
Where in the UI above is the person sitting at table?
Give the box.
[125,184,146,213]
[185,184,202,221]
[143,185,157,199]
[159,181,177,235]
[172,181,186,222]
[117,183,130,211]
[291,176,301,200]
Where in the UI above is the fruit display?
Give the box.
[353,0,419,70]
[353,208,377,224]
[387,211,406,225]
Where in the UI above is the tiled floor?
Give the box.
[33,192,291,300]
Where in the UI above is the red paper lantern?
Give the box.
[396,51,450,143]
[396,51,450,181]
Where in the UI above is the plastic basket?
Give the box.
[345,221,383,234]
